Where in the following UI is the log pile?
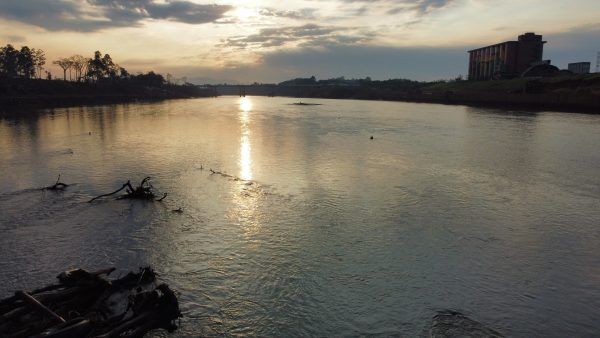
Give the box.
[0,267,181,337]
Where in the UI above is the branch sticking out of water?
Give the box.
[42,174,70,191]
[88,177,167,203]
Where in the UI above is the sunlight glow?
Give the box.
[234,7,260,22]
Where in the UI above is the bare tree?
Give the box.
[70,55,88,82]
[53,58,71,81]
[32,48,46,79]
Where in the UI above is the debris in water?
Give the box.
[88,177,167,203]
[290,102,322,106]
[42,174,70,191]
[0,267,181,337]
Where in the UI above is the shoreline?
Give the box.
[1,93,597,115]
[0,94,213,111]
[268,93,600,114]
[1,91,598,115]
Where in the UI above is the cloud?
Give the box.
[1,35,27,43]
[157,44,467,84]
[544,23,600,69]
[316,0,454,17]
[0,0,232,31]
[258,8,319,20]
[221,24,374,49]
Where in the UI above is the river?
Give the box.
[1,97,599,337]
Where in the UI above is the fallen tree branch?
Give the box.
[88,181,132,203]
[89,177,168,202]
[43,174,70,191]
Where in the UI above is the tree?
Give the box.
[69,55,88,82]
[53,58,71,80]
[32,48,46,79]
[132,71,165,87]
[102,53,117,79]
[0,44,19,77]
[87,51,105,81]
[17,46,36,78]
[119,67,129,79]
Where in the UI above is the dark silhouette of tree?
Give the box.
[119,67,129,79]
[53,58,71,81]
[87,51,104,81]
[32,48,46,79]
[17,46,36,78]
[132,71,165,87]
[69,55,87,82]
[102,54,118,79]
[0,44,20,78]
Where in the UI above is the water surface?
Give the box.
[1,97,599,337]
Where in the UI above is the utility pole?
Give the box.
[596,51,600,73]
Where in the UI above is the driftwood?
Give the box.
[0,267,181,337]
[42,175,70,191]
[88,177,167,203]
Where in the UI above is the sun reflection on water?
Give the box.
[239,97,252,181]
[234,97,264,238]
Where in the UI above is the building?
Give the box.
[568,62,591,74]
[468,33,546,80]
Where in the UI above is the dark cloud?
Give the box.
[315,0,454,17]
[160,44,467,84]
[544,24,600,69]
[260,44,466,80]
[259,8,318,20]
[0,0,232,31]
[221,24,374,49]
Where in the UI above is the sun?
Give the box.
[235,7,260,22]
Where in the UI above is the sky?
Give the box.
[0,0,599,84]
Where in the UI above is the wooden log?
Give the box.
[16,291,65,324]
[1,305,30,321]
[30,318,92,338]
[95,311,154,338]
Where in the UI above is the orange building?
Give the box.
[468,33,546,80]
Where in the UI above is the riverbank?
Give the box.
[215,74,600,113]
[416,74,600,112]
[0,78,216,110]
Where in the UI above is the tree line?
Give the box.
[0,45,46,79]
[0,44,179,87]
